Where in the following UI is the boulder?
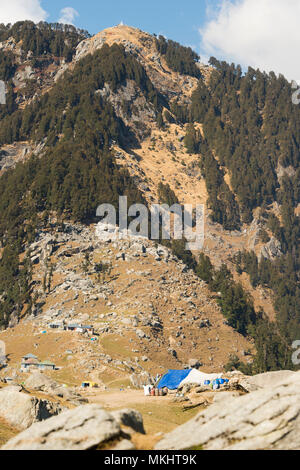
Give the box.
[168,348,177,358]
[244,370,299,390]
[2,385,23,393]
[227,370,300,394]
[0,390,62,430]
[155,372,300,450]
[23,371,85,406]
[2,405,140,450]
[136,329,146,339]
[24,371,57,392]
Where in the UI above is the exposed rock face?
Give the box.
[277,164,296,180]
[2,405,142,450]
[0,390,62,430]
[155,372,300,450]
[260,237,282,261]
[240,370,299,391]
[96,80,156,138]
[0,143,33,173]
[247,217,263,251]
[13,66,35,88]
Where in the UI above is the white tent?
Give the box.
[179,369,223,387]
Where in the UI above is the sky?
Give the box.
[0,0,300,80]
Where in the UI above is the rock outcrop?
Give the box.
[24,371,86,404]
[240,370,299,391]
[155,372,300,450]
[24,371,57,392]
[260,237,282,261]
[2,405,143,450]
[0,389,62,430]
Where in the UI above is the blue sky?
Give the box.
[43,0,216,54]
[1,1,300,79]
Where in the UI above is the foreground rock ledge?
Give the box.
[155,372,300,450]
[1,405,127,450]
[0,390,62,430]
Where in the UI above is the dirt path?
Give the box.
[86,389,172,408]
[85,389,200,437]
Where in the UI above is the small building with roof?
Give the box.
[65,323,94,335]
[21,354,56,372]
[49,322,64,330]
[38,360,56,371]
[21,354,39,371]
[22,353,38,361]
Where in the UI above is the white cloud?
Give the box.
[0,0,48,24]
[200,0,300,80]
[58,7,79,26]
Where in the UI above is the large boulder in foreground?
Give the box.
[227,370,299,394]
[0,390,62,430]
[155,372,300,450]
[2,405,143,450]
[243,370,299,390]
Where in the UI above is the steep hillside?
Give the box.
[0,22,299,378]
[0,21,89,168]
[0,222,253,387]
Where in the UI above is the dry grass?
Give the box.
[101,335,135,359]
[128,401,200,435]
[0,417,18,447]
[89,389,200,435]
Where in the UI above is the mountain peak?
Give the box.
[75,24,157,63]
[74,24,203,106]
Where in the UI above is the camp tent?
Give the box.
[179,369,223,387]
[157,370,192,390]
[157,369,224,390]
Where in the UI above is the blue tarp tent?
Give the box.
[157,370,192,390]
